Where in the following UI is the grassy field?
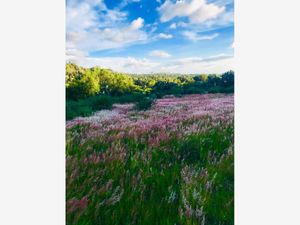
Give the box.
[66,94,234,225]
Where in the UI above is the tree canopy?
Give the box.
[66,63,234,101]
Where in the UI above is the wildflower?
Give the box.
[67,196,88,213]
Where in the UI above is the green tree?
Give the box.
[66,69,100,100]
[221,70,234,87]
[66,63,85,87]
[81,69,100,96]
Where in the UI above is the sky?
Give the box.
[66,0,234,74]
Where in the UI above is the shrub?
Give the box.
[135,97,155,111]
[66,101,93,120]
[88,95,113,111]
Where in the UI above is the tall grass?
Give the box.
[66,94,234,225]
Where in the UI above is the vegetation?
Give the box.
[65,64,234,224]
[66,94,234,225]
[66,63,234,120]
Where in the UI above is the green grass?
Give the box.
[66,117,234,225]
[66,94,156,120]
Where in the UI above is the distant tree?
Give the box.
[153,81,178,92]
[221,70,234,87]
[199,74,209,82]
[207,75,221,87]
[193,74,208,83]
[66,63,85,87]
[80,69,100,96]
[65,63,234,100]
[66,69,100,99]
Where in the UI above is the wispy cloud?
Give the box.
[157,0,224,24]
[67,56,159,74]
[67,54,233,74]
[170,23,177,29]
[173,55,233,65]
[160,54,234,74]
[149,50,171,58]
[118,0,141,9]
[157,33,173,39]
[182,31,219,41]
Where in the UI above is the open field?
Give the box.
[66,94,234,225]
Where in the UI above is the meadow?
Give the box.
[66,64,234,120]
[66,93,234,225]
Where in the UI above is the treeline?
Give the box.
[66,63,234,119]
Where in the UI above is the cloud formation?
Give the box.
[182,31,219,41]
[66,0,234,74]
[66,0,148,53]
[130,17,144,30]
[149,50,171,58]
[170,23,177,29]
[158,0,225,24]
[157,33,173,39]
[67,54,233,74]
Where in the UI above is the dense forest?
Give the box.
[66,63,234,120]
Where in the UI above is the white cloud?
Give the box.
[161,54,234,74]
[65,0,233,74]
[202,10,233,28]
[150,26,158,33]
[174,55,232,65]
[67,25,147,52]
[157,33,173,39]
[149,50,171,58]
[170,23,177,29]
[68,56,159,74]
[177,21,189,28]
[66,48,87,59]
[66,2,98,33]
[119,0,141,9]
[130,17,144,30]
[123,57,158,69]
[68,54,233,74]
[66,0,148,53]
[211,0,234,7]
[158,0,225,24]
[182,31,219,41]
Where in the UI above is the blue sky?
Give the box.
[66,0,234,74]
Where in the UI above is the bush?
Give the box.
[88,95,113,111]
[222,86,234,93]
[208,86,222,93]
[66,94,157,120]
[135,97,155,111]
[115,93,144,103]
[66,95,113,120]
[66,100,93,120]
